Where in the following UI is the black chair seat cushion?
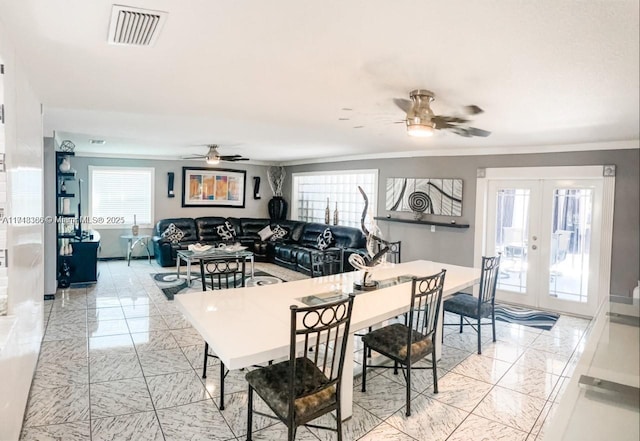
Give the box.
[362,323,433,364]
[246,357,336,423]
[443,293,492,319]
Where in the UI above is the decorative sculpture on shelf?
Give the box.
[60,140,76,152]
[349,186,394,290]
[408,190,430,220]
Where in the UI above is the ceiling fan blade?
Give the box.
[467,127,491,137]
[393,98,412,113]
[433,115,470,125]
[464,105,484,115]
[448,126,491,137]
[449,127,473,137]
[221,156,250,161]
[181,155,207,159]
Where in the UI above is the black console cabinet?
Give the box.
[66,231,100,284]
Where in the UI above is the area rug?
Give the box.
[494,304,560,331]
[152,263,309,301]
[152,270,285,300]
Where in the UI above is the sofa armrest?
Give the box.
[152,237,175,267]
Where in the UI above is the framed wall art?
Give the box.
[385,177,463,216]
[181,167,246,208]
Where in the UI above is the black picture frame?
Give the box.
[181,167,246,208]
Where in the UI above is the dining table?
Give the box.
[174,259,481,419]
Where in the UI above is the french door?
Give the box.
[485,177,603,316]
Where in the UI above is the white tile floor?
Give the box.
[20,260,591,441]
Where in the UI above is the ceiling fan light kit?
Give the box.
[205,147,221,165]
[395,89,490,139]
[406,89,435,137]
[407,121,435,137]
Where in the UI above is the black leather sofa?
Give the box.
[152,217,367,277]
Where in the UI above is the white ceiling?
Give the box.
[0,0,638,163]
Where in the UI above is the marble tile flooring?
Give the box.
[20,260,591,440]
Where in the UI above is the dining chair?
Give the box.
[442,255,501,354]
[358,239,402,358]
[200,257,246,410]
[375,240,401,263]
[361,269,446,417]
[245,294,356,441]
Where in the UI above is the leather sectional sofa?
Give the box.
[152,217,367,277]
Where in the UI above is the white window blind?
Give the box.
[291,170,378,228]
[89,166,154,226]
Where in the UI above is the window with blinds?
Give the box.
[89,166,154,227]
[291,170,378,228]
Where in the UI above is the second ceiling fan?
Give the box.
[182,144,249,165]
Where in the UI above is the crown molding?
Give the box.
[281,139,639,166]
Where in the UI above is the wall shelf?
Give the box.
[57,193,75,198]
[374,216,470,229]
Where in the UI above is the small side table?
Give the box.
[121,234,152,266]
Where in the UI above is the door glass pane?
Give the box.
[548,188,593,303]
[495,189,530,293]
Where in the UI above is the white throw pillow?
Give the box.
[257,225,274,241]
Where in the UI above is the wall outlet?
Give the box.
[431,225,436,233]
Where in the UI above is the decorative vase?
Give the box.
[333,202,339,225]
[62,198,71,214]
[58,260,71,289]
[131,214,139,236]
[268,196,288,220]
[325,198,330,224]
[60,180,67,194]
[59,157,71,172]
[66,243,73,256]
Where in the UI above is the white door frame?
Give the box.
[474,166,615,317]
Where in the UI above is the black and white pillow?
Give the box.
[161,223,185,244]
[316,227,335,250]
[270,225,288,241]
[216,221,237,241]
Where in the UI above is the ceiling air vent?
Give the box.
[107,5,167,46]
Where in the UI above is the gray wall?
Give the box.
[284,149,640,297]
[62,156,272,258]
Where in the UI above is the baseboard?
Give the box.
[98,256,155,262]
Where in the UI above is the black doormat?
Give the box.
[151,270,284,300]
[494,304,560,331]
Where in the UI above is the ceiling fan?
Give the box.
[393,89,491,138]
[181,144,249,165]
